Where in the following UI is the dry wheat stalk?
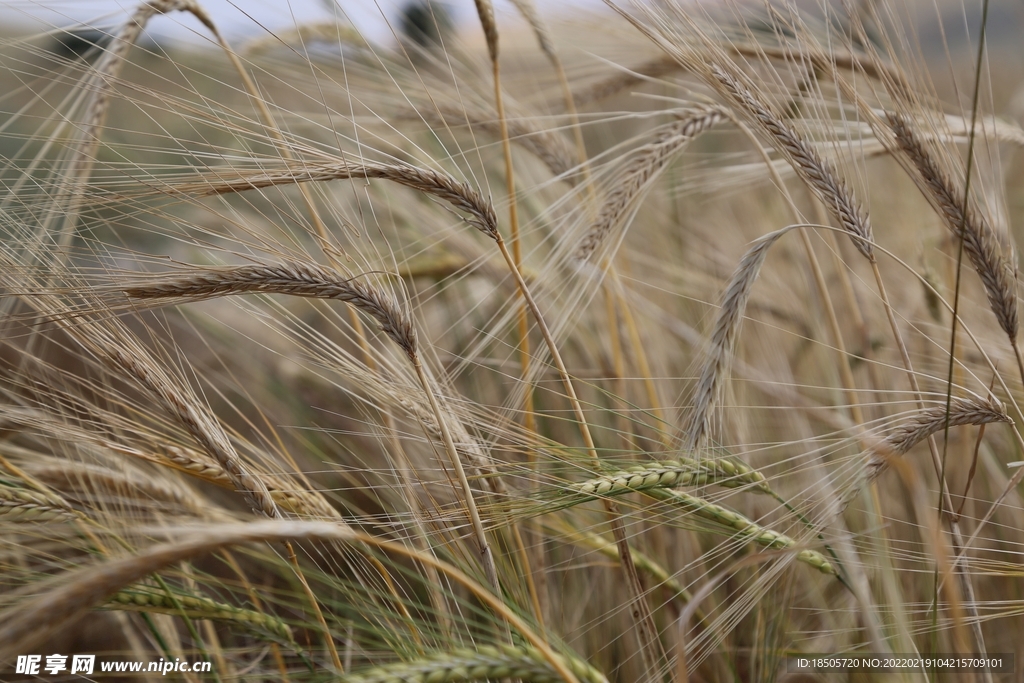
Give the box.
[574,55,685,108]
[887,112,1018,341]
[575,106,726,262]
[339,645,607,683]
[173,159,498,239]
[122,262,417,360]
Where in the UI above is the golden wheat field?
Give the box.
[1,0,1023,680]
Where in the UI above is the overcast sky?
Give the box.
[1,1,608,47]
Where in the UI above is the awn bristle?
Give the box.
[573,46,898,109]
[887,112,1018,341]
[411,104,578,182]
[576,106,725,262]
[122,262,417,360]
[574,55,683,108]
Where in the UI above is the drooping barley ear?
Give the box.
[339,644,608,683]
[707,64,874,261]
[174,159,498,240]
[80,333,280,520]
[862,397,1011,486]
[576,106,726,262]
[644,488,835,575]
[685,226,792,451]
[121,262,417,361]
[887,112,1018,342]
[154,445,340,520]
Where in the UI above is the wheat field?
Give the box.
[0,0,1022,681]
